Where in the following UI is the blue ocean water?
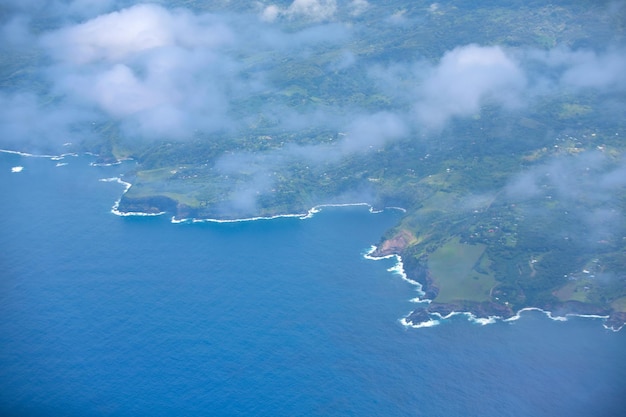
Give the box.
[1,152,625,417]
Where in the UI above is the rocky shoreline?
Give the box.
[371,232,625,331]
[117,195,200,219]
[115,196,626,331]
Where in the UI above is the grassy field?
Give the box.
[427,238,496,303]
[611,297,626,313]
[553,280,593,303]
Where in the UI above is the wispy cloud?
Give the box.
[370,44,626,132]
[347,0,369,17]
[40,4,235,65]
[1,2,625,160]
[413,44,527,131]
[505,151,626,244]
[1,1,625,219]
[526,46,626,91]
[37,4,245,139]
[0,92,98,150]
[261,0,338,23]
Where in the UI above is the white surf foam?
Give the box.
[364,246,426,304]
[169,202,407,224]
[99,177,166,217]
[604,322,624,332]
[183,212,307,224]
[0,148,81,159]
[467,315,498,326]
[400,317,440,328]
[1,149,55,158]
[113,209,166,217]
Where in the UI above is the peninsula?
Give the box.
[104,1,626,330]
[4,0,625,329]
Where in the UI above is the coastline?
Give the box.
[2,147,80,174]
[82,162,626,333]
[1,148,79,159]
[364,246,426,291]
[5,147,623,332]
[1,147,394,223]
[99,177,167,217]
[117,195,404,224]
[1,148,62,159]
[364,244,624,332]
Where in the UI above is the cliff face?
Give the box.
[117,195,200,219]
[606,312,626,331]
[117,195,178,214]
[371,230,416,257]
[425,301,515,319]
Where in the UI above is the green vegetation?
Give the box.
[612,297,626,313]
[428,238,495,303]
[554,280,595,303]
[97,16,626,324]
[3,0,625,327]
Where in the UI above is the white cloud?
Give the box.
[261,0,337,23]
[341,112,408,153]
[414,44,526,130]
[42,5,175,64]
[557,49,625,90]
[370,44,626,133]
[37,4,245,139]
[80,64,166,116]
[387,9,408,25]
[0,92,96,148]
[348,0,370,16]
[2,0,624,156]
[260,5,281,22]
[41,4,234,65]
[287,0,337,21]
[4,2,355,145]
[524,47,626,93]
[505,151,626,244]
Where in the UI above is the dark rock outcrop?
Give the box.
[370,230,415,257]
[427,300,514,319]
[605,312,626,331]
[117,195,178,214]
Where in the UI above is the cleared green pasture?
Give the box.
[554,280,593,303]
[611,297,626,313]
[428,238,495,303]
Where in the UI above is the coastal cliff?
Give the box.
[370,230,416,257]
[117,195,178,214]
[375,232,625,330]
[114,191,626,331]
[117,195,198,219]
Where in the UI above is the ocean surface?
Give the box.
[1,151,625,417]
